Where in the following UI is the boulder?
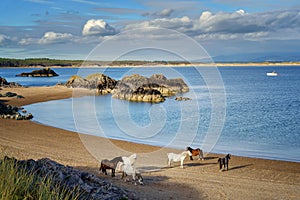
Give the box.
[0,76,22,88]
[175,96,191,101]
[111,74,188,103]
[0,103,33,120]
[65,75,89,88]
[64,73,189,103]
[65,73,117,94]
[16,68,59,77]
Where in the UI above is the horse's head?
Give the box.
[226,154,231,160]
[186,147,192,152]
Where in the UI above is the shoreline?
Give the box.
[0,86,300,199]
[1,86,299,163]
[1,61,300,69]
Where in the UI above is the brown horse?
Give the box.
[186,147,204,160]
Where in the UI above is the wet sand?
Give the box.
[0,86,299,199]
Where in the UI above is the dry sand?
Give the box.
[0,86,300,199]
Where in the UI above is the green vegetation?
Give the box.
[0,157,83,200]
[0,57,192,67]
[0,58,83,67]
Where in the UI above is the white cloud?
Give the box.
[125,16,192,32]
[0,34,10,46]
[38,32,73,44]
[19,32,73,45]
[82,19,117,36]
[143,8,174,18]
[19,38,38,45]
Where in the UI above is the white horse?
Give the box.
[167,150,192,168]
[117,162,144,185]
[122,153,137,166]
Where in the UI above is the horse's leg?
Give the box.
[190,155,193,160]
[218,159,222,171]
[168,159,171,167]
[180,159,184,168]
[112,168,115,177]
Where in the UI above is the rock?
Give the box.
[5,92,17,97]
[0,76,22,88]
[0,157,134,200]
[16,68,59,77]
[175,96,191,101]
[65,73,117,94]
[64,73,189,103]
[86,73,117,94]
[0,103,33,120]
[111,74,188,103]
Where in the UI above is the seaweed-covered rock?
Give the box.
[16,68,59,77]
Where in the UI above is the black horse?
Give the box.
[218,154,231,171]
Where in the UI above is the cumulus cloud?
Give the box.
[39,32,73,44]
[82,19,117,36]
[19,32,73,45]
[126,9,300,41]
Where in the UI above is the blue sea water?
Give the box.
[1,66,299,162]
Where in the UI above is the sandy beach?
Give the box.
[0,86,300,199]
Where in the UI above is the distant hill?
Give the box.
[209,52,300,63]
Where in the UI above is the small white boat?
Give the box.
[266,71,278,76]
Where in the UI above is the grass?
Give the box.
[0,157,84,200]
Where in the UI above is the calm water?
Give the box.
[1,66,299,162]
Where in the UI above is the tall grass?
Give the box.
[0,157,84,200]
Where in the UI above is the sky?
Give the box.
[1,0,300,61]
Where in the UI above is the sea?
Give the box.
[1,66,299,162]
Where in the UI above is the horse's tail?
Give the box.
[199,149,204,160]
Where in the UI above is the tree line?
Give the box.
[0,58,83,67]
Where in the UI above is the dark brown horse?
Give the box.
[186,147,204,161]
[218,154,231,171]
[99,157,123,177]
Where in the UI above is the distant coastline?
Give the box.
[1,57,300,68]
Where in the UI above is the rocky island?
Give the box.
[16,68,59,77]
[64,73,189,103]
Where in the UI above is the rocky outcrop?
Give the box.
[111,74,189,103]
[16,68,59,77]
[64,73,189,103]
[65,73,117,94]
[2,157,134,200]
[0,103,33,120]
[0,76,22,88]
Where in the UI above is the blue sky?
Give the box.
[1,0,300,61]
